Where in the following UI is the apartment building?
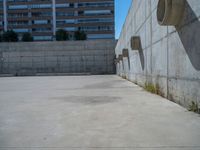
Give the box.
[0,0,3,34]
[0,0,115,41]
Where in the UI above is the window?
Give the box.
[78,18,113,23]
[32,12,52,17]
[56,12,74,17]
[8,5,28,10]
[80,10,113,16]
[78,2,114,8]
[13,28,29,33]
[87,34,114,39]
[31,4,52,9]
[32,28,52,32]
[33,20,49,25]
[33,36,52,41]
[8,21,29,25]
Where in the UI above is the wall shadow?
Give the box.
[122,49,131,71]
[127,51,131,70]
[138,39,145,70]
[139,49,145,70]
[175,1,200,70]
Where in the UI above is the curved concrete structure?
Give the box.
[118,54,123,61]
[114,58,119,64]
[122,49,129,57]
[157,0,185,25]
[130,36,141,50]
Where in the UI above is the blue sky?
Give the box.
[115,0,132,39]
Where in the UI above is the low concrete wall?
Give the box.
[115,0,200,109]
[0,39,116,76]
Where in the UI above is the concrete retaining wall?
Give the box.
[115,0,200,109]
[0,39,116,76]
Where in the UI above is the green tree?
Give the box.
[56,29,69,41]
[74,30,87,40]
[2,30,18,42]
[22,32,33,42]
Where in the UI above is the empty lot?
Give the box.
[0,75,200,150]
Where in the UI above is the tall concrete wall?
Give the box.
[0,39,116,76]
[115,0,200,109]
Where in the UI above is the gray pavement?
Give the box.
[0,75,200,150]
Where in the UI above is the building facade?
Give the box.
[0,0,115,41]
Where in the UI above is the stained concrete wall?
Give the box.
[0,39,116,76]
[115,0,200,109]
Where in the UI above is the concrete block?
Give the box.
[20,56,33,63]
[33,62,45,68]
[32,57,44,63]
[45,56,57,62]
[20,62,32,68]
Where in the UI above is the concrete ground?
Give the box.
[0,75,200,150]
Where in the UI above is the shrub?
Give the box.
[189,101,199,113]
[144,82,156,93]
[22,32,33,42]
[144,82,164,97]
[56,29,69,41]
[2,30,18,42]
[74,30,87,40]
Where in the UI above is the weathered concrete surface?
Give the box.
[0,39,116,76]
[0,75,200,150]
[115,0,200,109]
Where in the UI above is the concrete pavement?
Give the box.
[0,75,200,150]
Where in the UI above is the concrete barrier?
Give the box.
[0,39,116,76]
[115,0,200,109]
